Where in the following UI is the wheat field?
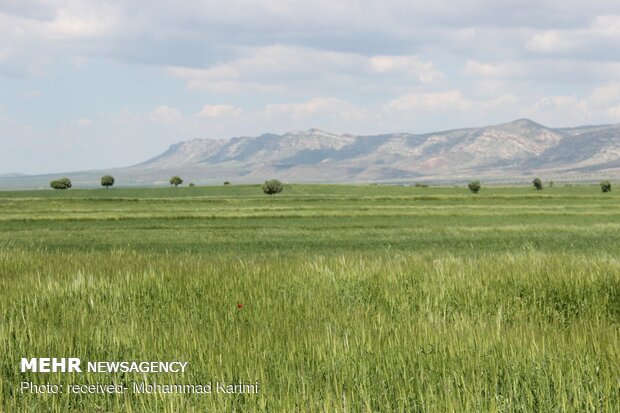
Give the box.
[1,184,619,412]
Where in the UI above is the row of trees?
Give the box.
[49,175,613,194]
[50,175,114,189]
[468,178,612,193]
[169,176,283,195]
[50,175,285,195]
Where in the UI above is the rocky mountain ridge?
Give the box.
[3,119,620,187]
[131,118,620,183]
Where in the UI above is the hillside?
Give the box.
[3,119,620,187]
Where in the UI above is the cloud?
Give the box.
[385,90,472,112]
[369,55,443,83]
[463,60,525,78]
[526,14,620,59]
[168,44,443,98]
[607,105,620,118]
[527,95,590,124]
[194,104,242,118]
[74,118,94,126]
[515,83,620,125]
[149,106,182,125]
[264,97,366,121]
[0,0,619,74]
[5,1,620,174]
[588,82,620,106]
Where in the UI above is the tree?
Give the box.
[262,179,283,196]
[601,180,612,193]
[468,180,481,193]
[532,178,543,190]
[188,183,195,187]
[100,175,115,188]
[50,177,72,190]
[223,181,230,185]
[170,176,183,188]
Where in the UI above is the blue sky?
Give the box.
[2,0,620,174]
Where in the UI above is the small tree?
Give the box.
[223,181,230,185]
[532,178,543,190]
[262,179,283,196]
[188,182,195,187]
[601,180,612,193]
[468,180,481,193]
[170,176,183,188]
[50,177,72,190]
[101,175,115,188]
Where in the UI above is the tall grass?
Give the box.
[1,249,620,411]
[1,185,620,411]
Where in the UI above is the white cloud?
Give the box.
[588,82,620,106]
[194,104,242,118]
[369,55,443,83]
[385,90,472,112]
[528,95,589,122]
[149,105,182,125]
[75,118,94,126]
[463,60,525,78]
[607,105,620,118]
[526,14,620,58]
[168,45,443,94]
[590,14,620,36]
[526,31,577,53]
[264,97,366,121]
[5,1,620,174]
[517,84,620,125]
[46,4,122,39]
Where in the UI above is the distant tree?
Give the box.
[532,178,543,190]
[188,182,195,187]
[50,177,72,190]
[468,180,481,193]
[169,176,183,188]
[223,181,231,185]
[601,180,612,193]
[262,179,283,196]
[100,175,115,188]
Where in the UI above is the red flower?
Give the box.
[236,303,244,310]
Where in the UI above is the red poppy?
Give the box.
[236,303,244,309]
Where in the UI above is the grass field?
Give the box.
[1,184,620,412]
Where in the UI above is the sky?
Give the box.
[2,0,620,174]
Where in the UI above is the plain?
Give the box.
[1,184,619,412]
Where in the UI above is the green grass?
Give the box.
[1,184,619,411]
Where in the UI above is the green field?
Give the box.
[1,184,620,412]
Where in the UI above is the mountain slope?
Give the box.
[3,119,620,188]
[128,118,602,183]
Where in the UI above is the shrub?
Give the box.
[262,179,283,196]
[223,181,230,185]
[100,175,115,188]
[188,183,195,187]
[50,178,72,190]
[169,176,183,188]
[601,180,612,193]
[533,178,543,190]
[468,180,481,193]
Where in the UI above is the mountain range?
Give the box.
[3,118,620,188]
